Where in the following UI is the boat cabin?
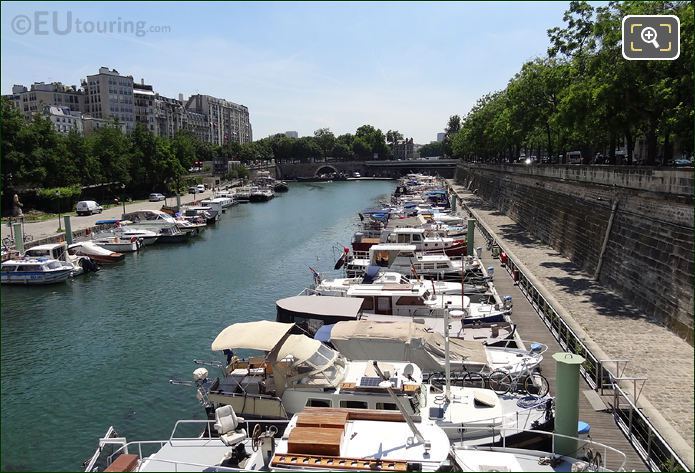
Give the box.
[121,210,177,227]
[24,242,70,261]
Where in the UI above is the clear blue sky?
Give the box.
[2,1,574,143]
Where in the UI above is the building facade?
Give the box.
[154,95,185,139]
[436,132,446,143]
[133,81,156,133]
[393,138,415,160]
[285,131,299,138]
[185,94,252,145]
[44,106,83,135]
[6,82,84,118]
[82,67,135,132]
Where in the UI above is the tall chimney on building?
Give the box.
[178,93,184,102]
[141,78,145,85]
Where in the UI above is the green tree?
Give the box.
[313,128,336,161]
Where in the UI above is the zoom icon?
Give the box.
[622,15,680,60]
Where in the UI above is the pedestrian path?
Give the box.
[449,182,694,469]
[471,223,647,471]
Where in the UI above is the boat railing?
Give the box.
[447,426,627,471]
[104,419,288,471]
[456,195,689,472]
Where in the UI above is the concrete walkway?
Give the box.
[1,191,215,241]
[449,182,694,468]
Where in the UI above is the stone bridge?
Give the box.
[276,159,459,179]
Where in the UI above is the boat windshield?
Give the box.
[46,261,63,269]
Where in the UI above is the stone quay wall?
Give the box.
[456,163,694,343]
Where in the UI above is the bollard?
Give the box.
[552,352,586,457]
[466,219,476,256]
[63,216,73,245]
[12,223,24,253]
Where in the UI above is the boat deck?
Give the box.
[471,226,648,472]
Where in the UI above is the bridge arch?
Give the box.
[314,165,338,177]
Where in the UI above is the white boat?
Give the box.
[234,187,252,203]
[1,257,73,285]
[95,227,159,246]
[201,196,234,211]
[23,242,98,276]
[69,241,125,264]
[345,244,484,281]
[91,235,141,253]
[121,210,179,230]
[309,282,509,325]
[182,206,219,224]
[318,320,544,377]
[313,265,492,301]
[85,406,452,472]
[249,186,274,202]
[190,321,552,445]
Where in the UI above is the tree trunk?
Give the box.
[663,131,672,163]
[546,122,552,161]
[625,130,635,165]
[609,133,616,162]
[645,121,657,165]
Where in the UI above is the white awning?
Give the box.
[211,320,293,352]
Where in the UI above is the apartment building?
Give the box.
[185,94,252,145]
[82,67,135,132]
[6,82,84,118]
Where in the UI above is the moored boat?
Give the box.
[1,257,73,285]
[69,241,125,264]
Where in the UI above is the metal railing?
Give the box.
[445,426,628,472]
[458,200,690,472]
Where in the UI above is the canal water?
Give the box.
[0,181,394,471]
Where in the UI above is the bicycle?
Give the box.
[487,356,549,397]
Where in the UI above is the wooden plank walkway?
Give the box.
[474,226,648,471]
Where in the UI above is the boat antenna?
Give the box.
[371,361,431,453]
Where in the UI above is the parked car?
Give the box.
[673,159,693,167]
[188,186,198,194]
[148,193,166,202]
[196,184,206,193]
[76,200,103,216]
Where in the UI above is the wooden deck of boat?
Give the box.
[475,227,649,472]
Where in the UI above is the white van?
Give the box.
[76,200,103,216]
[567,151,583,164]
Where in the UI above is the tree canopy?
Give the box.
[450,1,693,165]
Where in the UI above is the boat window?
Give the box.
[422,291,431,299]
[17,265,40,271]
[412,234,422,242]
[376,402,398,411]
[397,234,409,244]
[1,266,17,272]
[422,263,435,270]
[340,400,367,409]
[46,261,63,269]
[396,296,425,306]
[437,263,449,269]
[25,249,49,257]
[304,344,335,368]
[306,398,331,408]
[360,297,374,310]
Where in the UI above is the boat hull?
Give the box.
[1,269,72,285]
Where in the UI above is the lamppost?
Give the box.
[121,184,127,216]
[56,190,63,232]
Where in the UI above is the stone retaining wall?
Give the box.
[456,164,694,343]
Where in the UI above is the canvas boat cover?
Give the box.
[211,320,293,352]
[326,320,488,369]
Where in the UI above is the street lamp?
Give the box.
[56,190,62,232]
